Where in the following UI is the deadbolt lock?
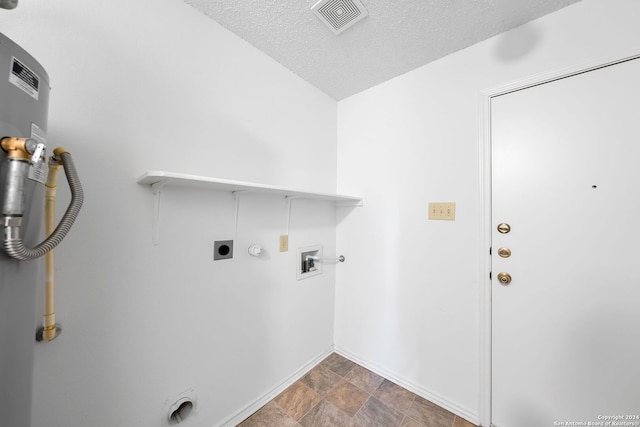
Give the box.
[497,272,512,285]
[497,223,511,234]
[498,247,512,258]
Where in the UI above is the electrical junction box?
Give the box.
[297,245,322,280]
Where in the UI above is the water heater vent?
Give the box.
[312,0,368,35]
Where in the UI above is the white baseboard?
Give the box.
[212,345,480,427]
[333,345,480,426]
[215,348,334,427]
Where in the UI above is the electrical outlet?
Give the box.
[279,235,288,252]
[428,202,456,220]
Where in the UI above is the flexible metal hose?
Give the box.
[4,151,83,260]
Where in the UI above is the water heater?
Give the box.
[0,32,50,248]
[0,32,50,427]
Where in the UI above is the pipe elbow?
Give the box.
[52,146,69,157]
[1,137,31,160]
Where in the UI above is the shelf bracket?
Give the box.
[151,180,170,246]
[284,196,304,236]
[231,190,251,237]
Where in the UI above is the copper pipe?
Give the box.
[42,159,61,341]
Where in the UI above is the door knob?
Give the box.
[497,272,512,285]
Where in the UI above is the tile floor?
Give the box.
[238,353,477,427]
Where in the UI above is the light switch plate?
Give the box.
[428,202,456,220]
[279,235,289,252]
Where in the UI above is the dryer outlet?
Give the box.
[214,240,233,260]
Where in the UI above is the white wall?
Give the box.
[3,0,638,426]
[0,1,338,426]
[335,0,640,423]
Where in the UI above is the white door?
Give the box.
[491,58,640,427]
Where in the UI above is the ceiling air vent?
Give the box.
[312,0,368,35]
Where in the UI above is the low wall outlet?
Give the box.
[428,202,456,220]
[279,235,289,252]
[214,240,233,260]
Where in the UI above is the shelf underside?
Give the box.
[137,171,363,206]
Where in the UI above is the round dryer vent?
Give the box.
[311,0,368,35]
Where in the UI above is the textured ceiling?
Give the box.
[185,0,582,100]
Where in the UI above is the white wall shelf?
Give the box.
[137,171,363,245]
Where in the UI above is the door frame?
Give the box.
[477,51,640,427]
